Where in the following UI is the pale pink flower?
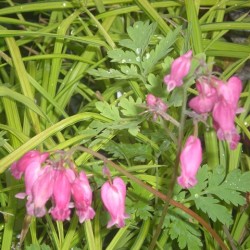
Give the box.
[177,136,202,189]
[71,172,95,223]
[10,150,49,179]
[101,177,129,228]
[50,169,73,221]
[164,50,192,92]
[26,166,55,217]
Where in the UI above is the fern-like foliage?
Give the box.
[189,165,250,226]
[88,21,180,82]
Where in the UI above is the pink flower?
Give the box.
[164,50,192,92]
[217,76,242,111]
[146,94,168,120]
[15,161,47,200]
[71,172,95,223]
[101,177,129,228]
[189,76,219,114]
[10,150,49,179]
[50,169,74,221]
[177,136,202,189]
[212,76,242,149]
[212,100,240,150]
[26,166,55,217]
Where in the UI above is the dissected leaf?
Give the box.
[119,96,143,116]
[169,219,202,250]
[95,101,120,121]
[189,166,250,225]
[119,21,157,54]
[104,142,152,162]
[142,27,181,74]
[145,73,167,98]
[88,68,126,79]
[194,196,233,226]
[108,49,140,65]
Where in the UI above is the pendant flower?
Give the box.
[101,177,129,228]
[177,136,202,189]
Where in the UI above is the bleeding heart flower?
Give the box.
[177,136,202,189]
[101,177,129,228]
[164,50,192,92]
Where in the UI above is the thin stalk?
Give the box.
[148,86,187,250]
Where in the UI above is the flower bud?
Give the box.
[164,50,192,92]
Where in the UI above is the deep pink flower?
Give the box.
[212,76,242,149]
[177,136,202,189]
[26,166,55,217]
[101,177,129,228]
[217,76,242,111]
[164,50,192,92]
[10,151,49,179]
[15,162,47,200]
[212,100,240,150]
[189,77,219,114]
[71,172,95,223]
[50,169,74,221]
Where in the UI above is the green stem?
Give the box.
[149,86,187,250]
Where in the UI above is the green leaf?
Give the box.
[145,73,166,98]
[108,49,139,65]
[169,219,202,250]
[194,196,233,226]
[134,201,154,220]
[88,68,126,79]
[142,27,181,74]
[119,96,143,116]
[119,21,157,54]
[207,169,250,206]
[95,101,120,121]
[104,142,152,163]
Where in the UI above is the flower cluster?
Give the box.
[10,150,128,228]
[189,76,242,150]
[146,50,243,189]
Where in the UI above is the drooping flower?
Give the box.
[217,76,242,111]
[212,100,240,150]
[177,136,202,189]
[10,150,49,179]
[189,76,220,114]
[71,172,95,223]
[26,166,55,217]
[15,160,47,200]
[101,177,129,228]
[50,169,75,221]
[164,50,192,92]
[212,76,242,149]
